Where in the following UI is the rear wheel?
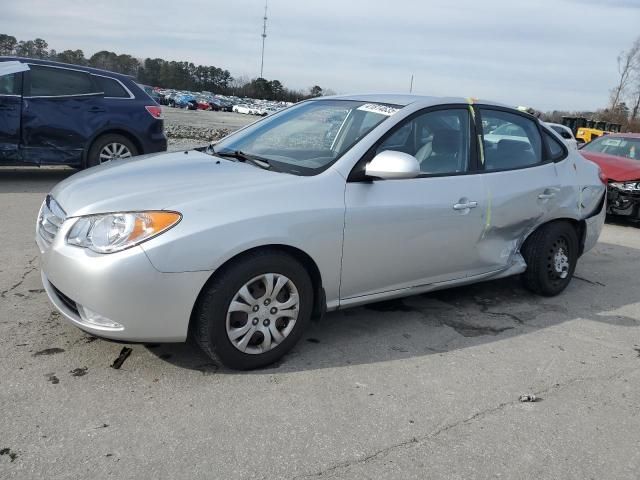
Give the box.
[87,134,138,168]
[192,250,313,370]
[521,221,578,296]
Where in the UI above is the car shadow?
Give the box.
[606,214,639,228]
[0,167,76,194]
[146,240,640,374]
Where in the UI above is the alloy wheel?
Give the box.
[225,273,300,354]
[99,142,132,163]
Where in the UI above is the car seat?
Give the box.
[484,139,536,170]
[418,129,460,174]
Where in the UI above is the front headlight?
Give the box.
[609,182,640,192]
[67,211,181,253]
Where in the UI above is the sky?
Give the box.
[2,0,639,111]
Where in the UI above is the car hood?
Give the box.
[51,150,295,217]
[580,151,640,182]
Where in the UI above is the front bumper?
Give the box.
[607,186,640,219]
[37,219,211,342]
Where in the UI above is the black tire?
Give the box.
[86,134,138,168]
[521,221,579,296]
[192,250,314,370]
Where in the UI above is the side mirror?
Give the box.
[365,150,421,180]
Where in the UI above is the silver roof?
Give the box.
[320,93,510,109]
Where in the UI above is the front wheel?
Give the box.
[521,221,579,296]
[192,250,313,370]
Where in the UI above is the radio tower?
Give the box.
[260,0,268,79]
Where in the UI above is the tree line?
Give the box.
[0,34,326,102]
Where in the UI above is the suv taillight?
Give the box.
[145,105,163,119]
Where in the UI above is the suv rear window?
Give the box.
[93,75,130,98]
[29,65,98,97]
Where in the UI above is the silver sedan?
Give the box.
[37,95,607,369]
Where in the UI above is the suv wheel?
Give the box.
[192,250,313,370]
[87,134,138,168]
[521,221,579,296]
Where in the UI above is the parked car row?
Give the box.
[152,87,291,116]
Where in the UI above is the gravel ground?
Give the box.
[164,108,255,152]
[0,165,639,479]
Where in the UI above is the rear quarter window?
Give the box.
[544,131,567,161]
[29,65,98,96]
[93,75,130,98]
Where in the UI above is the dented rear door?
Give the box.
[474,107,560,272]
[21,64,104,166]
[477,163,560,271]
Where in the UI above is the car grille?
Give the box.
[50,282,80,317]
[38,195,66,247]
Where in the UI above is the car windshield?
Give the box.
[583,136,640,160]
[213,100,400,175]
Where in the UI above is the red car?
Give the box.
[196,99,211,111]
[580,133,640,220]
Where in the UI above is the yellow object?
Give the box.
[576,128,604,144]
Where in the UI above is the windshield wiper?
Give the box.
[213,150,272,170]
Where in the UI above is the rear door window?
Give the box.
[480,109,543,171]
[28,65,99,97]
[93,75,130,98]
[0,73,21,95]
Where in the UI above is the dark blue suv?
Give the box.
[0,57,166,168]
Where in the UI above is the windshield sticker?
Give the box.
[357,104,399,116]
[601,138,622,147]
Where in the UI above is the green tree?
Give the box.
[269,80,284,100]
[249,77,273,99]
[0,34,17,55]
[56,49,87,65]
[33,38,48,58]
[89,50,118,71]
[310,85,323,97]
[15,40,36,57]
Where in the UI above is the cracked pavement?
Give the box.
[1,167,640,479]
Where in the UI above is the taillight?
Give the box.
[145,105,163,119]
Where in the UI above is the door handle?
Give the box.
[88,106,106,113]
[453,201,478,210]
[538,192,556,200]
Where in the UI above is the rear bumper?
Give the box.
[583,193,607,254]
[143,130,167,154]
[38,221,211,342]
